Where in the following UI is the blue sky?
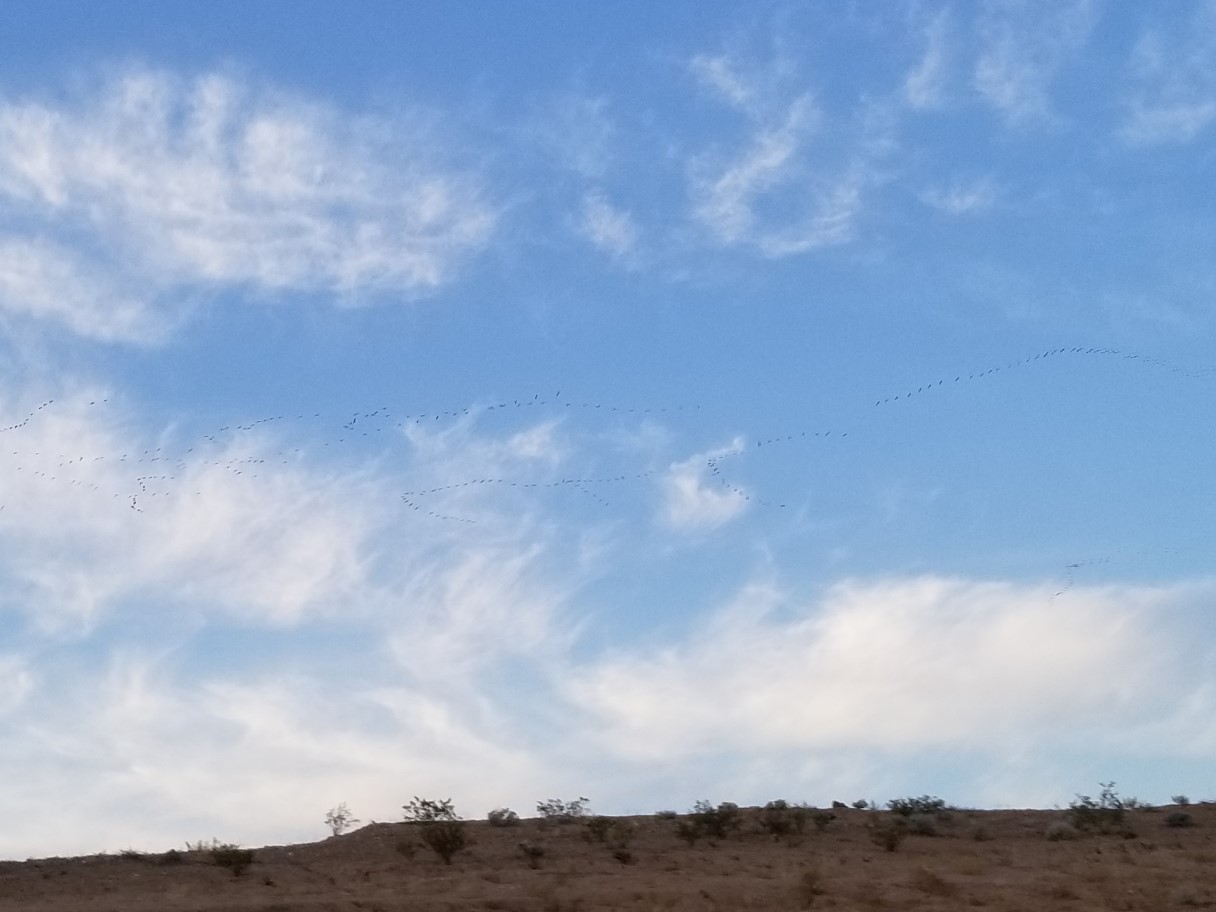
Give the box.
[1,0,1214,857]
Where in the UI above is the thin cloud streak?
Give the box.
[974,0,1099,125]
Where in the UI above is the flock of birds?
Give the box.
[1,346,1210,564]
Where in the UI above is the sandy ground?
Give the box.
[0,803,1211,911]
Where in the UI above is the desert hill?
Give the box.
[0,800,1211,911]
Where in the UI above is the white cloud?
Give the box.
[0,67,497,342]
[530,93,618,179]
[974,0,1099,125]
[568,575,1204,761]
[920,176,998,215]
[689,94,870,257]
[685,44,899,259]
[577,191,639,262]
[904,9,952,110]
[1120,4,1216,145]
[0,392,375,632]
[0,656,32,714]
[0,383,589,857]
[0,237,174,343]
[661,439,749,531]
[690,53,765,116]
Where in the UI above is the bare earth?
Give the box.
[0,805,1211,911]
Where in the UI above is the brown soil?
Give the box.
[0,805,1211,911]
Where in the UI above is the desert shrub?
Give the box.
[211,844,254,877]
[402,796,458,823]
[905,813,939,837]
[118,849,144,861]
[488,807,521,828]
[324,802,360,836]
[811,810,837,832]
[1066,782,1127,833]
[537,797,590,823]
[1165,811,1196,828]
[831,800,848,809]
[868,816,908,852]
[852,799,869,810]
[157,849,185,865]
[584,815,615,842]
[608,820,637,848]
[675,819,701,846]
[691,800,741,840]
[1046,820,1080,841]
[420,820,467,865]
[1172,795,1191,807]
[611,848,634,865]
[518,841,546,869]
[654,809,678,820]
[403,796,467,865]
[760,800,813,839]
[887,795,947,817]
[185,839,221,852]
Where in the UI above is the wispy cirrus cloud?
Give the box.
[904,8,952,111]
[0,66,497,343]
[684,48,896,259]
[1120,2,1216,145]
[0,381,589,856]
[920,176,999,215]
[973,0,1100,125]
[576,191,639,263]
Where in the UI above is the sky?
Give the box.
[0,0,1214,858]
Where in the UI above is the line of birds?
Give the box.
[1,344,1212,522]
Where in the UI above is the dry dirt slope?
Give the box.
[0,804,1212,911]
